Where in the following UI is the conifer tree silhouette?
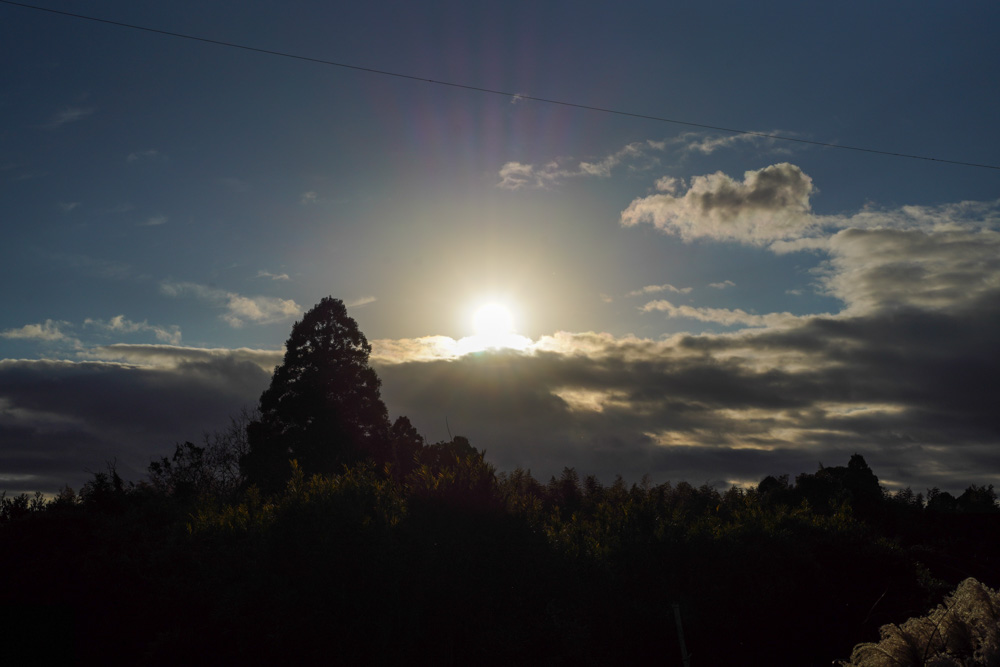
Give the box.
[241,297,389,491]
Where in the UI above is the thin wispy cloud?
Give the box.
[497,133,796,191]
[126,149,162,163]
[626,283,692,297]
[84,343,282,373]
[160,281,301,328]
[640,299,794,328]
[346,296,377,308]
[679,130,793,155]
[497,141,663,189]
[138,215,168,227]
[45,106,96,128]
[84,315,182,345]
[709,280,736,289]
[257,270,290,281]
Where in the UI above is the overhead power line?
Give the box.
[4,0,998,172]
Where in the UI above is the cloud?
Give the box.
[497,161,558,190]
[300,191,318,204]
[496,131,800,192]
[58,202,81,213]
[497,141,663,189]
[680,131,791,155]
[257,270,290,281]
[375,280,1000,493]
[709,280,736,289]
[346,296,377,308]
[0,352,273,495]
[1,320,70,342]
[5,184,999,498]
[621,163,818,244]
[126,149,162,163]
[654,176,681,193]
[626,283,693,297]
[84,315,182,345]
[46,107,95,128]
[160,281,301,328]
[816,226,1000,315]
[369,192,1000,491]
[640,300,798,328]
[84,344,282,373]
[138,215,168,227]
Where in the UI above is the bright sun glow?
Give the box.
[473,303,514,337]
[456,302,532,355]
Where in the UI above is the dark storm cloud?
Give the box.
[0,355,271,495]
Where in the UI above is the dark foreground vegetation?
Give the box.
[3,298,998,665]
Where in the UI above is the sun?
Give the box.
[456,301,532,354]
[473,303,514,337]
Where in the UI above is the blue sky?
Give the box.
[2,0,999,495]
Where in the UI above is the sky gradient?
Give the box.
[2,0,999,495]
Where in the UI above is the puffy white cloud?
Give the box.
[621,163,818,244]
